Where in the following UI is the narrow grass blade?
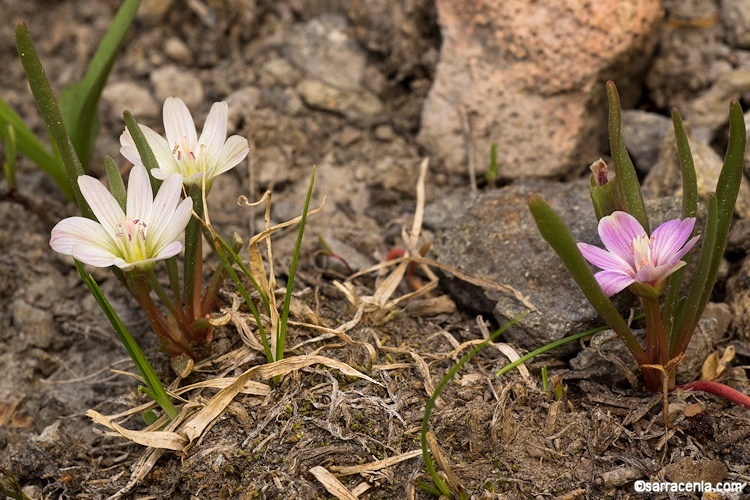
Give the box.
[16,22,88,211]
[75,260,178,420]
[2,124,17,190]
[59,0,140,168]
[528,194,648,365]
[276,167,315,362]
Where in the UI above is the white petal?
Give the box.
[211,135,249,177]
[152,197,193,253]
[78,176,126,241]
[147,174,187,253]
[50,217,118,256]
[141,125,181,174]
[126,166,153,223]
[199,101,229,168]
[163,97,197,151]
[71,244,120,268]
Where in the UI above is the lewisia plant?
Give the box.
[50,97,249,373]
[528,82,748,408]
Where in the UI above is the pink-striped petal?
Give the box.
[598,212,647,266]
[50,217,117,256]
[199,101,228,169]
[78,176,125,241]
[212,135,249,177]
[594,270,635,297]
[126,166,153,223]
[651,218,696,266]
[578,242,634,276]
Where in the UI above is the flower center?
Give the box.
[172,140,207,178]
[631,234,652,272]
[116,216,148,262]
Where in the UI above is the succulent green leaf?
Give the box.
[15,22,88,211]
[104,156,127,211]
[606,81,649,233]
[123,110,162,193]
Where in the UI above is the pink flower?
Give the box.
[577,211,699,297]
[120,97,249,186]
[50,166,193,272]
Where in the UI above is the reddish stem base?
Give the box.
[676,380,750,409]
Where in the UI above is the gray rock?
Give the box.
[261,57,303,87]
[646,0,730,109]
[721,0,750,48]
[569,318,715,385]
[417,0,662,179]
[643,124,750,218]
[685,69,750,142]
[137,0,175,26]
[621,110,672,174]
[164,37,194,65]
[102,81,159,122]
[12,300,59,350]
[726,253,750,340]
[150,65,204,109]
[225,86,261,131]
[286,14,367,91]
[425,179,685,353]
[296,79,383,118]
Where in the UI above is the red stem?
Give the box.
[676,380,750,409]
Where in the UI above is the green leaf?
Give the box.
[527,193,647,365]
[606,81,649,233]
[104,156,126,211]
[673,101,746,355]
[59,0,140,169]
[16,22,91,216]
[75,260,178,420]
[662,108,698,341]
[0,98,70,197]
[123,110,161,193]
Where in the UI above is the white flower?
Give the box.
[50,165,193,272]
[120,97,249,186]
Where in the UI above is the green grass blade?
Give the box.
[528,193,647,365]
[275,167,315,362]
[16,22,90,215]
[59,0,140,168]
[75,260,178,420]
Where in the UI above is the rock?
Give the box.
[261,57,302,87]
[702,302,732,341]
[137,0,175,26]
[569,318,716,385]
[417,0,662,179]
[150,65,204,109]
[684,69,750,141]
[726,217,750,254]
[621,110,672,174]
[164,37,193,65]
[12,300,59,350]
[646,0,731,109]
[721,0,750,48]
[425,179,685,353]
[225,86,261,131]
[286,14,367,91]
[296,78,383,118]
[643,127,750,218]
[101,81,159,122]
[725,254,750,340]
[662,457,727,486]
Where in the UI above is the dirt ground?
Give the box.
[1,1,750,499]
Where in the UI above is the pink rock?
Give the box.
[418,0,663,179]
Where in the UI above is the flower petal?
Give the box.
[598,211,647,266]
[211,135,249,177]
[635,261,686,284]
[578,242,634,275]
[199,101,228,169]
[163,97,197,151]
[151,197,193,252]
[71,244,121,268]
[126,166,153,223]
[78,176,126,241]
[594,270,635,297]
[147,174,190,253]
[50,217,117,256]
[650,217,696,266]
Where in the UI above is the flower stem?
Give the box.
[677,380,750,409]
[183,187,204,321]
[134,278,192,357]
